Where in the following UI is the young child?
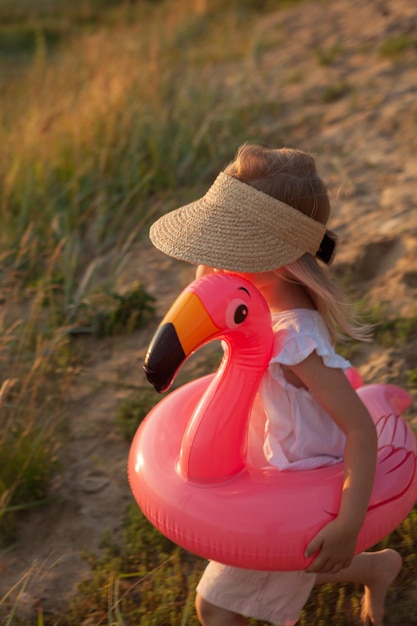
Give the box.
[148,144,402,626]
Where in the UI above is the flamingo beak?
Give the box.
[144,290,219,392]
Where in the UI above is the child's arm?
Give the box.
[288,350,378,574]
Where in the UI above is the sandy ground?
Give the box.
[2,0,417,620]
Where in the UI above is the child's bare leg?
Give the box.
[195,593,248,626]
[315,548,402,626]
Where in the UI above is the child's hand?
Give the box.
[304,519,358,574]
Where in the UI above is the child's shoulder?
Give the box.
[271,308,323,332]
[269,309,350,370]
[271,308,332,348]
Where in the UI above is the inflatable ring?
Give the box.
[128,273,417,570]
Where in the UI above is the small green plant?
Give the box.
[408,369,417,389]
[373,314,417,348]
[379,35,417,60]
[115,388,160,442]
[321,81,352,103]
[314,44,343,66]
[350,301,417,349]
[69,284,155,338]
[285,68,304,84]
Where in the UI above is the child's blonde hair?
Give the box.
[224,144,370,343]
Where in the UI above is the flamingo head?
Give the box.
[144,272,273,392]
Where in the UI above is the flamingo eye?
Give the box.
[226,300,249,328]
[234,304,248,324]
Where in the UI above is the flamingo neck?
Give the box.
[178,344,266,483]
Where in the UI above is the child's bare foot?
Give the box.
[360,549,402,626]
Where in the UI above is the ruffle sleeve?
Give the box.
[268,311,351,382]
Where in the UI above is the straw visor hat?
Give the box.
[150,172,336,273]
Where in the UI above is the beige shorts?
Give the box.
[196,561,316,626]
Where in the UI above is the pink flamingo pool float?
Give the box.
[128,273,417,570]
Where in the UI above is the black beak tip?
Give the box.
[143,364,166,393]
[143,323,186,392]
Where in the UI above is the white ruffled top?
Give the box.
[260,309,351,471]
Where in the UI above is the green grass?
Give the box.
[379,34,417,60]
[314,44,344,66]
[337,299,417,361]
[0,0,300,570]
[115,387,161,442]
[44,502,417,626]
[361,304,417,348]
[69,283,156,338]
[0,0,265,542]
[321,81,352,103]
[0,288,69,541]
[65,505,205,626]
[1,10,261,291]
